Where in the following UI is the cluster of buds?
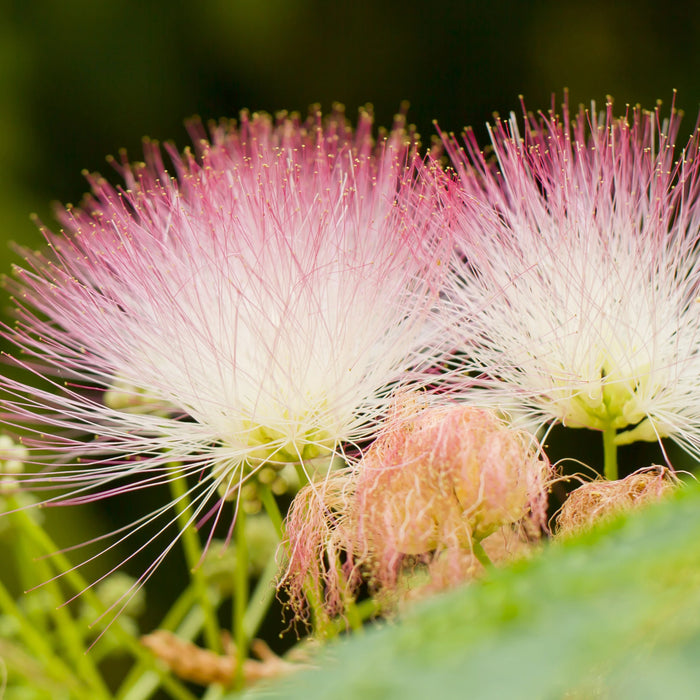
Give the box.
[234,453,345,514]
[226,463,301,514]
[103,375,173,416]
[201,513,279,593]
[0,436,28,496]
[283,401,554,619]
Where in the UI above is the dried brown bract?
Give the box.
[141,630,310,688]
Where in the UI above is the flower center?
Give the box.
[241,421,335,464]
[553,361,668,444]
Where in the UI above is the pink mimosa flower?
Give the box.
[441,95,700,470]
[2,108,451,589]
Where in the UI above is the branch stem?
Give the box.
[168,465,222,653]
[233,506,249,688]
[13,501,198,700]
[472,539,493,569]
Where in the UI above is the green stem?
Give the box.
[14,503,199,700]
[243,534,282,639]
[160,583,200,631]
[344,597,363,633]
[33,548,111,699]
[116,584,223,700]
[0,577,87,697]
[168,465,222,654]
[259,482,330,639]
[8,500,111,699]
[175,591,224,642]
[304,575,334,640]
[326,598,380,637]
[119,673,162,700]
[233,483,286,640]
[258,484,284,538]
[472,540,493,569]
[233,506,249,689]
[293,463,309,488]
[603,426,619,481]
[331,557,362,633]
[201,686,226,700]
[13,519,50,634]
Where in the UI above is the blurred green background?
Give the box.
[1,0,699,653]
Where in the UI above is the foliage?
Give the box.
[245,482,700,699]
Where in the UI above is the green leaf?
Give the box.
[243,482,700,699]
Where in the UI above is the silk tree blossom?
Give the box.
[1,108,451,586]
[440,95,700,477]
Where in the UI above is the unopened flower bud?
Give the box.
[0,476,19,495]
[93,572,146,619]
[282,401,554,620]
[0,435,28,475]
[356,404,551,557]
[556,466,678,536]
